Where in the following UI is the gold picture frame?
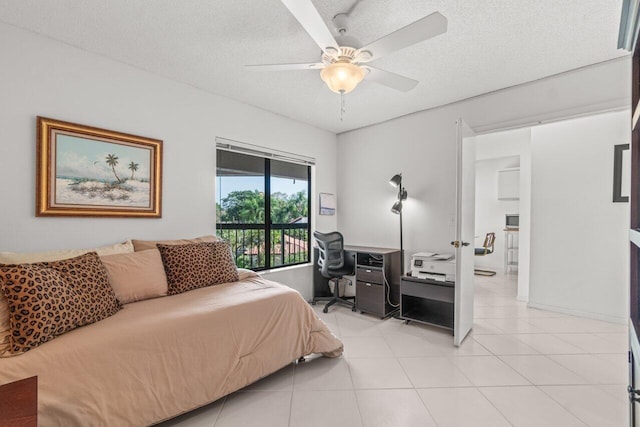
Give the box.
[36,117,163,217]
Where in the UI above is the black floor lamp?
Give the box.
[390,174,407,273]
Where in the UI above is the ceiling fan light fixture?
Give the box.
[320,61,365,94]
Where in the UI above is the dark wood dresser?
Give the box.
[0,376,37,427]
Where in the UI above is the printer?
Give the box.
[410,252,456,282]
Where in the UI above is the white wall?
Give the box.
[476,128,531,161]
[337,107,458,267]
[518,138,532,302]
[338,57,629,274]
[0,23,338,297]
[474,156,520,271]
[528,111,630,322]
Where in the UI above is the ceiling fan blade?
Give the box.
[356,12,447,62]
[245,63,325,71]
[280,0,340,55]
[364,66,418,92]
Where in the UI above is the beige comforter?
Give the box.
[0,274,343,426]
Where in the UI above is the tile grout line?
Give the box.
[210,396,226,427]
[474,386,517,427]
[534,384,590,427]
[287,361,296,427]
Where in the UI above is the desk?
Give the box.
[313,245,402,319]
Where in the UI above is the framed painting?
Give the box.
[613,143,630,203]
[319,192,335,215]
[36,117,162,217]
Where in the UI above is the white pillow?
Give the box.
[237,268,259,280]
[0,240,134,264]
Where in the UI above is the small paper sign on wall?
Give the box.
[319,192,335,215]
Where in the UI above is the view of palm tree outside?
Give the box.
[216,150,310,270]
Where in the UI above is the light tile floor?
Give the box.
[158,272,629,427]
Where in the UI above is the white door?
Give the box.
[453,119,476,346]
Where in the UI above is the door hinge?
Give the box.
[629,385,640,402]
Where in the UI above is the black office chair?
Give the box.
[474,232,497,276]
[313,231,356,313]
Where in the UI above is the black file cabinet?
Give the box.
[354,248,401,319]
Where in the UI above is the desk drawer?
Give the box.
[356,281,384,315]
[357,267,384,284]
[401,280,454,303]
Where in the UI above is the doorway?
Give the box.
[473,127,531,306]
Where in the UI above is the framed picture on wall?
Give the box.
[319,192,335,215]
[613,143,629,203]
[36,117,163,217]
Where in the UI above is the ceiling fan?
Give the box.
[246,0,447,95]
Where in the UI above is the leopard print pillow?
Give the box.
[157,242,239,295]
[0,252,121,355]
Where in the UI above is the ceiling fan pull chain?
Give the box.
[340,90,346,121]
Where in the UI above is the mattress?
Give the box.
[0,274,343,426]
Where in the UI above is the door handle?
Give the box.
[629,386,640,402]
[450,241,470,248]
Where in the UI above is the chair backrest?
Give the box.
[482,232,496,254]
[313,231,345,278]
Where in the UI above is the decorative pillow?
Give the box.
[0,241,132,351]
[0,252,121,355]
[100,249,168,304]
[0,267,86,355]
[0,240,134,264]
[132,235,219,252]
[157,242,239,295]
[0,294,9,355]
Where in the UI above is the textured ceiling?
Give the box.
[0,0,629,133]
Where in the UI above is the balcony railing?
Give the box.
[216,223,309,270]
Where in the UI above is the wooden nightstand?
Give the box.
[0,376,37,427]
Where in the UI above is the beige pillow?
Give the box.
[132,235,219,252]
[0,240,134,264]
[101,249,168,304]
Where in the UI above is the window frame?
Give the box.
[216,151,312,271]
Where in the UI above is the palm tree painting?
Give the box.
[38,117,161,216]
[53,140,151,207]
[128,161,139,180]
[105,153,122,183]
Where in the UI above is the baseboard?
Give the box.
[527,301,627,324]
[516,295,528,303]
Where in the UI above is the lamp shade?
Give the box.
[320,62,365,94]
[389,174,402,188]
[391,200,403,214]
